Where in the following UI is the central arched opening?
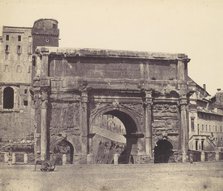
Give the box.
[154,138,173,163]
[92,109,138,164]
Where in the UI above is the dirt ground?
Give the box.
[0,162,223,191]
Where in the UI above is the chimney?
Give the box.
[203,84,206,91]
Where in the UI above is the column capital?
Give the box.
[36,47,50,56]
[179,95,188,106]
[81,91,88,103]
[41,100,48,109]
[143,90,153,107]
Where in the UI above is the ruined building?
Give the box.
[32,46,195,164]
[1,18,222,164]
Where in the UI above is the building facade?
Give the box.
[0,19,59,152]
[189,84,223,154]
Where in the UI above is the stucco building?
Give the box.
[189,85,223,154]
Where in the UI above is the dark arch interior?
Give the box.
[154,139,173,163]
[3,87,14,109]
[53,140,74,164]
[103,110,138,164]
[105,110,137,134]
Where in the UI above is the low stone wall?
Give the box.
[0,152,35,164]
[190,150,223,162]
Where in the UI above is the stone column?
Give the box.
[144,90,153,158]
[40,48,49,77]
[114,153,119,165]
[12,153,16,164]
[24,153,28,164]
[215,150,220,161]
[201,151,205,162]
[62,154,67,165]
[87,154,93,164]
[32,89,41,159]
[81,90,89,159]
[4,152,8,163]
[40,89,49,161]
[180,96,188,162]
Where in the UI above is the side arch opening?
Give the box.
[154,137,173,163]
[51,138,74,164]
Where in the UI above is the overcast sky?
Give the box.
[0,0,223,95]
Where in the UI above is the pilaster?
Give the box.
[81,90,89,156]
[40,87,50,160]
[179,95,189,162]
[144,90,153,158]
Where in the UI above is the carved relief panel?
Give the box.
[50,102,80,132]
[152,103,180,149]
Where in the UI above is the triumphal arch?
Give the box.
[32,47,195,164]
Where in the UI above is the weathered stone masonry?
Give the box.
[32,47,195,163]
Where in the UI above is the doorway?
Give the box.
[154,138,173,163]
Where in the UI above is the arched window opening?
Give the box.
[3,87,14,109]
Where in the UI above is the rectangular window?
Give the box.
[191,117,195,132]
[18,35,21,41]
[24,89,28,94]
[17,45,22,54]
[6,35,9,41]
[201,140,204,150]
[24,100,28,106]
[195,140,198,150]
[5,45,9,53]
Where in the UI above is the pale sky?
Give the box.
[0,0,223,96]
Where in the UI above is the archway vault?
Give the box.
[90,104,143,135]
[90,103,144,164]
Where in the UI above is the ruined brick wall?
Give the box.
[0,85,34,143]
[32,19,59,52]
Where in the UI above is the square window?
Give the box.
[5,45,9,52]
[24,100,28,106]
[17,45,22,54]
